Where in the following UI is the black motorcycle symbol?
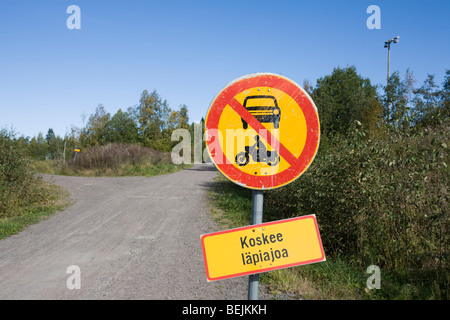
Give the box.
[235,136,280,167]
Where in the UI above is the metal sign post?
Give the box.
[248,190,264,300]
[73,148,80,164]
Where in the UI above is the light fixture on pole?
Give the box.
[384,36,400,85]
[384,36,399,121]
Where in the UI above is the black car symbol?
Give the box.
[241,95,281,129]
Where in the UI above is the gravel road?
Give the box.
[0,164,262,300]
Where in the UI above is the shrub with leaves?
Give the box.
[72,143,171,171]
[0,130,45,217]
[265,120,449,285]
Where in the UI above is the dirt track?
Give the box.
[0,164,258,299]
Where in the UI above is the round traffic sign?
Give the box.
[205,73,320,190]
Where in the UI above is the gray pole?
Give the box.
[387,43,390,85]
[385,36,399,122]
[387,42,391,122]
[63,140,66,170]
[248,189,264,300]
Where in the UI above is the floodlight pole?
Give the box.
[385,36,399,84]
[386,42,391,85]
[384,36,399,122]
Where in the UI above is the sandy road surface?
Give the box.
[0,164,256,299]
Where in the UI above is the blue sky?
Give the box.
[1,0,449,138]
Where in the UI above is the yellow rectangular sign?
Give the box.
[74,149,80,152]
[201,215,325,281]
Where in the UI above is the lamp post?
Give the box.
[384,36,399,121]
[384,36,400,85]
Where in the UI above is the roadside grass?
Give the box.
[34,160,191,177]
[207,174,252,229]
[32,143,192,177]
[1,130,72,239]
[0,181,71,240]
[120,162,192,177]
[207,174,446,300]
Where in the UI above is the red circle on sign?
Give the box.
[205,73,320,190]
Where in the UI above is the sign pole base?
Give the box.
[248,190,264,300]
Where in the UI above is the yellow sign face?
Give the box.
[205,73,320,190]
[74,149,81,152]
[219,87,308,177]
[201,215,325,281]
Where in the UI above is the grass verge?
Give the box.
[32,143,192,177]
[32,159,191,177]
[0,180,71,240]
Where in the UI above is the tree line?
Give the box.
[308,66,449,136]
[78,90,190,151]
[20,89,193,161]
[13,67,449,164]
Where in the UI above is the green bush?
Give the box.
[265,120,449,295]
[0,130,45,217]
[72,143,171,170]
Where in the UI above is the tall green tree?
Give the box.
[44,128,64,159]
[383,70,415,126]
[80,104,111,147]
[412,70,450,126]
[137,90,171,148]
[167,104,189,131]
[412,74,440,126]
[48,135,63,160]
[45,128,55,143]
[28,132,48,160]
[441,69,450,108]
[441,69,450,119]
[311,66,383,135]
[104,109,139,144]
